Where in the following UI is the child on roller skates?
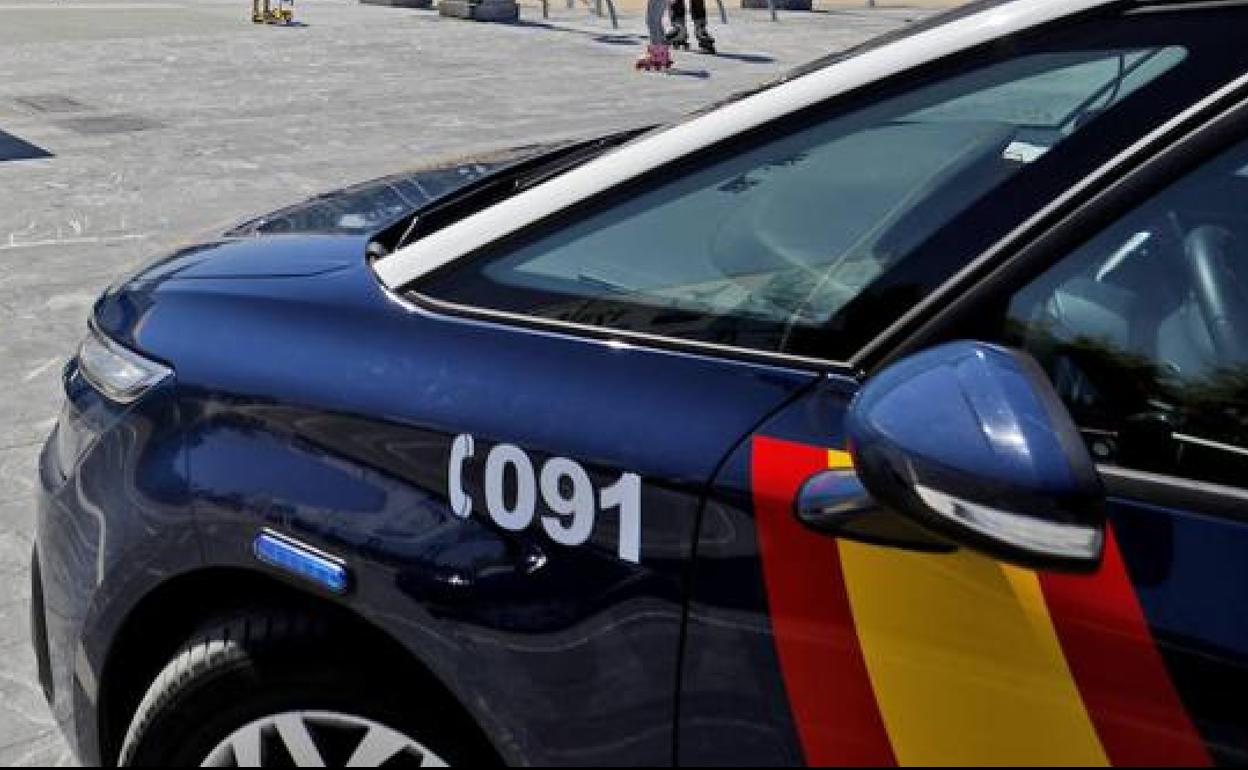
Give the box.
[667,0,715,54]
[637,0,674,71]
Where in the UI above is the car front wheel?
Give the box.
[119,610,470,767]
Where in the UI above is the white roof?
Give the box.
[374,0,1118,289]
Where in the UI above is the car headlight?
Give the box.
[77,325,172,404]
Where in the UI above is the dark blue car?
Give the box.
[33,0,1248,765]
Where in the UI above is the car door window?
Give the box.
[995,136,1248,489]
[420,13,1226,360]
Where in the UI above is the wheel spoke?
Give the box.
[346,726,406,767]
[274,713,327,767]
[203,711,445,768]
[230,723,263,767]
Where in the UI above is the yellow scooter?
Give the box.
[252,0,295,25]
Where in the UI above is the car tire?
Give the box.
[118,610,479,767]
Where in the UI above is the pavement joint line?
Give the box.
[0,233,150,252]
[22,358,62,384]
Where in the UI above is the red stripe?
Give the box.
[1040,527,1210,766]
[751,436,895,766]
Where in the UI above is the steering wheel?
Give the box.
[1183,225,1248,363]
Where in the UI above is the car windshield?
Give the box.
[423,38,1189,356]
[550,48,1181,328]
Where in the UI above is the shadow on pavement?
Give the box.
[666,67,711,79]
[520,20,774,64]
[0,130,52,163]
[593,33,646,44]
[700,51,774,63]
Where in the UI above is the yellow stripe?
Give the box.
[830,452,1107,766]
[828,449,854,469]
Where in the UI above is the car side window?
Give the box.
[995,137,1248,489]
[420,19,1201,359]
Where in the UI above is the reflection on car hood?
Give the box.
[115,143,570,285]
[123,234,374,283]
[223,143,563,239]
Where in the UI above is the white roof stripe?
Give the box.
[374,0,1115,289]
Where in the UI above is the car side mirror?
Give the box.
[845,341,1105,572]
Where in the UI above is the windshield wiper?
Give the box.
[576,273,633,294]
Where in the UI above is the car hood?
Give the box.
[119,143,565,285]
[224,143,560,239]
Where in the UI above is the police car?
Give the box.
[33,0,1248,765]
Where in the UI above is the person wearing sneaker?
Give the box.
[667,0,715,54]
[637,0,674,71]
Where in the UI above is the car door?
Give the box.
[683,375,1228,766]
[945,118,1248,764]
[675,6,1248,769]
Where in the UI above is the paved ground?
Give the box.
[0,0,939,763]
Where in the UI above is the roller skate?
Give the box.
[636,43,673,72]
[694,20,716,54]
[666,21,690,51]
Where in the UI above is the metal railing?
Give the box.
[540,0,745,28]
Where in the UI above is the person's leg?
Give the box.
[670,0,687,23]
[689,0,706,23]
[666,0,689,47]
[691,0,714,52]
[645,0,667,45]
[638,0,673,69]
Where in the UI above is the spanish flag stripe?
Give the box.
[1039,529,1211,766]
[751,436,896,765]
[837,535,1108,765]
[752,437,1211,766]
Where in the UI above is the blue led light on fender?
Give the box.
[253,531,350,594]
